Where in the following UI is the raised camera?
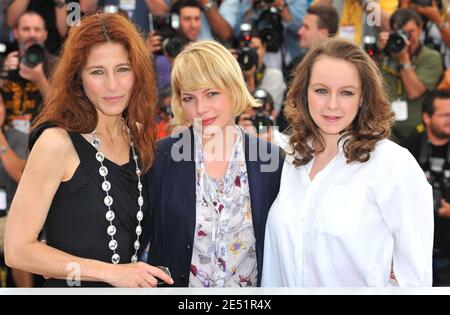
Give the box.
[385,30,409,55]
[21,44,44,68]
[236,23,259,71]
[255,7,283,53]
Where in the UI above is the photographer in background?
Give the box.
[402,90,450,286]
[223,0,307,71]
[1,11,55,134]
[147,0,203,90]
[241,27,286,113]
[147,0,203,53]
[378,8,442,142]
[6,0,69,55]
[400,0,450,67]
[238,88,275,142]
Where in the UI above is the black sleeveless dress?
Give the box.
[30,125,150,287]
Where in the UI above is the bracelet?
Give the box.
[400,62,412,70]
[203,0,217,12]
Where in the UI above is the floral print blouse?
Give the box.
[189,126,257,287]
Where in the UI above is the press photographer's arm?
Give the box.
[393,37,427,100]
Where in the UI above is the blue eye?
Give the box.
[342,91,354,96]
[118,67,130,72]
[91,70,104,75]
[315,89,327,94]
[207,92,219,97]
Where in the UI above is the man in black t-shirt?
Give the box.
[402,89,450,286]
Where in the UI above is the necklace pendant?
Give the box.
[92,138,101,149]
[104,195,113,207]
[112,253,120,264]
[102,180,111,192]
[106,210,115,222]
[107,225,116,236]
[96,152,105,162]
[99,166,108,177]
[109,239,118,251]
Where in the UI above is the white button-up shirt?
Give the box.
[262,139,434,287]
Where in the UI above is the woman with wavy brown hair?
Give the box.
[262,38,434,287]
[4,13,173,287]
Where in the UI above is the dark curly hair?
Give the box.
[284,38,395,166]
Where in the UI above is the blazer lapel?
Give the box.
[173,127,197,244]
[243,132,264,244]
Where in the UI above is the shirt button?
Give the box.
[180,274,186,280]
[186,245,192,250]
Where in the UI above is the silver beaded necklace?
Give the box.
[90,125,144,264]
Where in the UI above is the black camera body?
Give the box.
[252,89,273,133]
[251,109,273,133]
[236,24,259,71]
[428,170,450,212]
[385,30,409,55]
[363,35,378,58]
[151,13,184,58]
[255,7,283,53]
[21,44,45,68]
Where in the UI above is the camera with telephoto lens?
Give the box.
[427,169,450,212]
[150,13,183,58]
[412,0,433,6]
[236,23,259,72]
[251,89,273,133]
[363,35,378,58]
[21,44,45,68]
[255,7,283,53]
[385,30,410,55]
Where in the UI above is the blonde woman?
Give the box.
[144,41,284,287]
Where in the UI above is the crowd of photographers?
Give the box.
[2,0,450,287]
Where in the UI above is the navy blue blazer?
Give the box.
[144,127,284,287]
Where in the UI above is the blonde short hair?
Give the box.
[171,40,258,126]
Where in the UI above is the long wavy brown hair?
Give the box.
[285,38,395,166]
[32,13,157,171]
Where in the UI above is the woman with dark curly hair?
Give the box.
[262,38,434,287]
